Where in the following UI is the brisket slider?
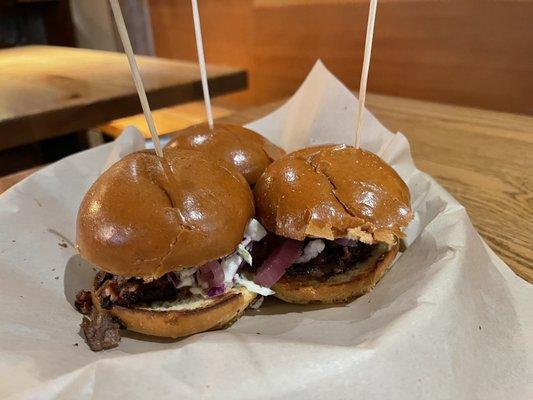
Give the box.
[248,144,413,304]
[165,123,285,186]
[76,148,269,351]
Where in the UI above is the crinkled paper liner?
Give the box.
[0,62,530,400]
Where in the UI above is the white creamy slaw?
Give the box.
[169,218,272,298]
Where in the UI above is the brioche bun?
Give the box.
[272,243,399,304]
[254,145,412,304]
[77,149,254,280]
[92,283,256,338]
[165,123,285,185]
[254,145,412,245]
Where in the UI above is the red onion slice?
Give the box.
[207,285,225,298]
[199,260,225,288]
[254,239,304,288]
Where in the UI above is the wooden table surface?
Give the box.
[1,94,531,283]
[0,45,246,151]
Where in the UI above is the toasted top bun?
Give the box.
[254,145,412,244]
[165,123,285,185]
[77,149,254,279]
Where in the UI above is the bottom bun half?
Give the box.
[272,244,399,304]
[92,286,256,338]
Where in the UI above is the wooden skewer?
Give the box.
[191,0,214,130]
[355,0,378,149]
[109,0,163,158]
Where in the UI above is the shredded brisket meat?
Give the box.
[93,272,191,309]
[248,234,377,281]
[75,272,192,317]
[284,240,375,280]
[247,233,284,267]
[77,271,192,351]
[75,290,93,315]
[81,309,121,351]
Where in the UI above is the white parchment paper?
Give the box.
[0,62,531,399]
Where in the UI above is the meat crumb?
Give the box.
[58,242,67,248]
[81,309,121,351]
[75,290,93,315]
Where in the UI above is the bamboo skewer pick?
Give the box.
[355,0,378,149]
[191,0,214,130]
[109,0,163,158]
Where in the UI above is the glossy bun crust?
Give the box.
[91,282,256,338]
[77,149,254,279]
[165,123,285,185]
[254,145,413,244]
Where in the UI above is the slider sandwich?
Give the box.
[75,148,271,351]
[245,144,413,304]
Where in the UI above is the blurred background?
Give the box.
[0,0,532,177]
[151,0,532,113]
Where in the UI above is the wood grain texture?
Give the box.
[0,45,246,150]
[150,0,533,114]
[219,95,533,283]
[99,101,234,139]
